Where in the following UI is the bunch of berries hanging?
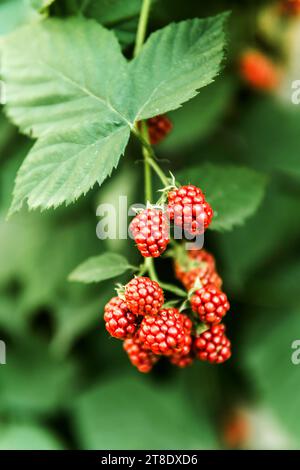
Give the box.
[103,140,232,372]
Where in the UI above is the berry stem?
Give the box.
[133,0,152,58]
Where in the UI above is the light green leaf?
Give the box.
[130,13,228,121]
[69,252,132,283]
[9,122,130,213]
[0,423,64,450]
[2,14,228,213]
[1,17,131,212]
[178,163,267,231]
[73,374,219,449]
[2,18,130,138]
[0,0,39,37]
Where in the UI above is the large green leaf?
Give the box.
[69,252,133,283]
[130,13,228,121]
[178,163,267,231]
[73,374,219,449]
[2,15,228,213]
[0,423,64,450]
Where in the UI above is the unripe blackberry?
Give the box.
[129,208,169,258]
[240,50,280,91]
[194,324,231,364]
[125,277,164,316]
[123,336,159,373]
[104,296,139,339]
[174,248,222,291]
[170,314,194,367]
[138,308,186,356]
[168,185,213,236]
[191,284,230,324]
[146,115,173,145]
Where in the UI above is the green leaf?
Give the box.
[2,14,228,213]
[29,0,56,11]
[0,423,64,450]
[0,338,78,416]
[73,374,219,449]
[9,122,130,213]
[178,163,267,231]
[243,306,300,443]
[160,76,235,152]
[218,183,300,291]
[0,0,39,37]
[69,252,132,284]
[1,17,131,212]
[130,13,228,121]
[239,98,300,180]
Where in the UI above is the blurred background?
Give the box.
[0,0,300,450]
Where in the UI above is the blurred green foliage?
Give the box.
[0,0,299,451]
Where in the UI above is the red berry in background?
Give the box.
[129,208,169,258]
[280,0,300,15]
[174,248,222,291]
[194,324,231,364]
[104,296,139,339]
[146,115,173,145]
[123,336,159,373]
[138,308,186,356]
[168,185,213,236]
[191,284,230,325]
[125,277,164,316]
[239,50,280,91]
[170,314,194,367]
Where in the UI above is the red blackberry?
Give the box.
[240,50,280,91]
[125,277,164,316]
[194,324,231,364]
[168,185,213,236]
[191,284,230,324]
[170,314,194,367]
[123,336,159,373]
[174,248,222,291]
[130,208,170,258]
[138,308,186,356]
[146,115,173,145]
[104,296,139,339]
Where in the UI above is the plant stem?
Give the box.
[146,156,170,187]
[133,0,152,57]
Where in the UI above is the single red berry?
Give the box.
[280,0,300,15]
[138,308,186,356]
[146,115,173,145]
[191,284,230,324]
[194,324,231,364]
[239,50,280,91]
[104,296,139,339]
[130,208,169,258]
[168,185,213,236]
[170,314,194,367]
[174,248,222,291]
[123,336,159,373]
[125,277,164,316]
